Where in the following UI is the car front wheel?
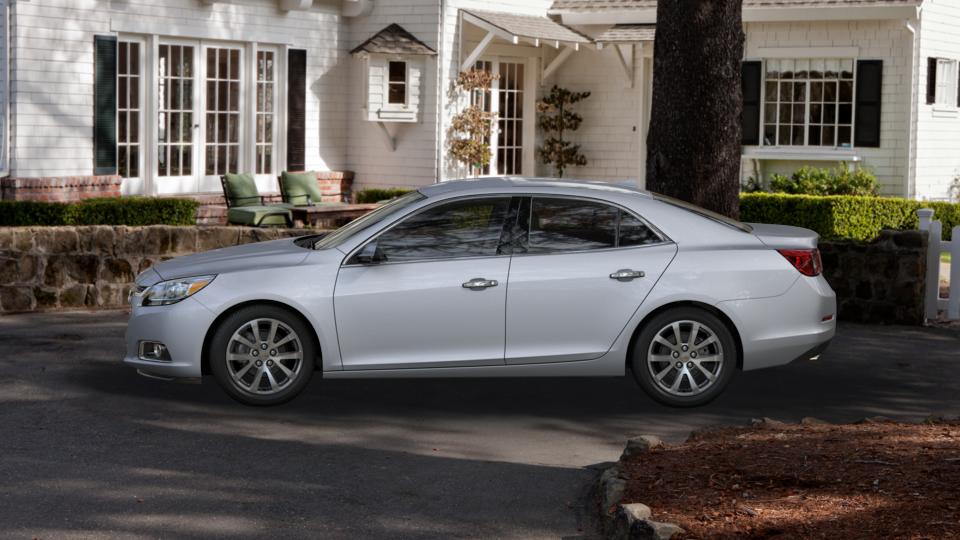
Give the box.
[210,305,316,406]
[631,307,737,407]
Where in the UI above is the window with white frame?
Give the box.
[935,58,958,107]
[255,50,276,175]
[762,58,855,148]
[118,41,141,179]
[387,61,406,105]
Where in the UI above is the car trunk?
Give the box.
[746,223,819,250]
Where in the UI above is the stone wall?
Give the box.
[0,226,308,313]
[820,230,927,325]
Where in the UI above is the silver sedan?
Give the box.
[124,178,836,407]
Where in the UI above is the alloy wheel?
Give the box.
[226,318,304,395]
[646,319,724,397]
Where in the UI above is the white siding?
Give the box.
[345,0,441,191]
[915,0,960,200]
[9,0,347,193]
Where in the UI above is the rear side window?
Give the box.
[525,197,662,254]
[373,197,511,262]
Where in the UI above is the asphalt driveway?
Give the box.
[1,310,958,539]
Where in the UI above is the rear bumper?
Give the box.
[718,274,837,371]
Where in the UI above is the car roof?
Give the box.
[417,177,655,198]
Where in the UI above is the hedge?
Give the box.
[0,197,199,226]
[355,188,412,204]
[740,193,960,241]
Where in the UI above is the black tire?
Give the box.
[630,307,737,407]
[210,305,316,406]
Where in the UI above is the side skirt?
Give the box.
[324,355,625,379]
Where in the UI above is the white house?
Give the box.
[0,0,957,202]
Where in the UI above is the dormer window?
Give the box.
[388,61,407,105]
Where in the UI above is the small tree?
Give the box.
[448,69,498,174]
[536,85,590,178]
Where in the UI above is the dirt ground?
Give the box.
[620,420,960,539]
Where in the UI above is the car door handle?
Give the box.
[609,269,645,282]
[462,278,498,290]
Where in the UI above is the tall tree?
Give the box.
[645,0,744,218]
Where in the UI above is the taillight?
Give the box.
[778,249,822,277]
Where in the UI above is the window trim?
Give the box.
[342,193,672,267]
[759,57,857,149]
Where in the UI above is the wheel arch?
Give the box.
[624,301,744,371]
[201,299,323,376]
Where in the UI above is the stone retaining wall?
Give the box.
[820,229,927,325]
[0,226,308,313]
[0,227,929,323]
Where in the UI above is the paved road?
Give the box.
[1,311,958,539]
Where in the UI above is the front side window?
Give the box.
[526,198,661,253]
[372,197,511,262]
[935,58,959,107]
[763,58,854,147]
[388,61,406,105]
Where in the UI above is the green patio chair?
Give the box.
[220,173,293,227]
[278,171,338,206]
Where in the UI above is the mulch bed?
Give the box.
[620,420,960,539]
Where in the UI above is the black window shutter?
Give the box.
[741,61,762,146]
[854,60,882,148]
[926,57,937,105]
[93,35,118,176]
[286,49,307,172]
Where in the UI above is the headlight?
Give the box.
[141,275,216,306]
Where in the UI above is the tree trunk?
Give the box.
[645,0,744,218]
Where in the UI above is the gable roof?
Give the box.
[550,0,921,12]
[462,9,593,45]
[350,24,436,56]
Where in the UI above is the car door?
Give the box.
[334,196,514,370]
[504,196,677,365]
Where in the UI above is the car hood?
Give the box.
[150,237,312,280]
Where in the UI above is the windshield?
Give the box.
[313,191,426,249]
[652,193,753,233]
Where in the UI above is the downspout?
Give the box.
[0,0,10,178]
[434,0,446,183]
[904,10,920,199]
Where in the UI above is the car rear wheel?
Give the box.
[210,305,316,406]
[631,307,737,407]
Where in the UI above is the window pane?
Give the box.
[375,198,511,262]
[529,198,617,253]
[619,212,660,247]
[389,61,406,82]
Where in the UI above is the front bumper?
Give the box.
[122,296,216,379]
[718,273,837,371]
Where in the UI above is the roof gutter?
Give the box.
[554,5,920,25]
[904,6,921,199]
[0,0,9,178]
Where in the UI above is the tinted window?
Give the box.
[372,197,511,262]
[529,198,617,253]
[619,211,661,247]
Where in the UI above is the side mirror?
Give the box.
[354,241,385,264]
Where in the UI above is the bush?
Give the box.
[740,193,960,241]
[355,188,412,204]
[0,197,199,226]
[768,164,878,196]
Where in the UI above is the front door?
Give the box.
[334,196,514,370]
[156,42,200,193]
[505,196,677,364]
[200,44,244,192]
[473,58,531,176]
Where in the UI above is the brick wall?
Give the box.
[1,175,122,201]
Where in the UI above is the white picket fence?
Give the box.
[918,208,960,321]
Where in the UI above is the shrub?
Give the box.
[768,164,878,196]
[740,193,960,241]
[355,188,412,204]
[0,197,199,226]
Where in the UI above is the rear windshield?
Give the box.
[651,193,753,233]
